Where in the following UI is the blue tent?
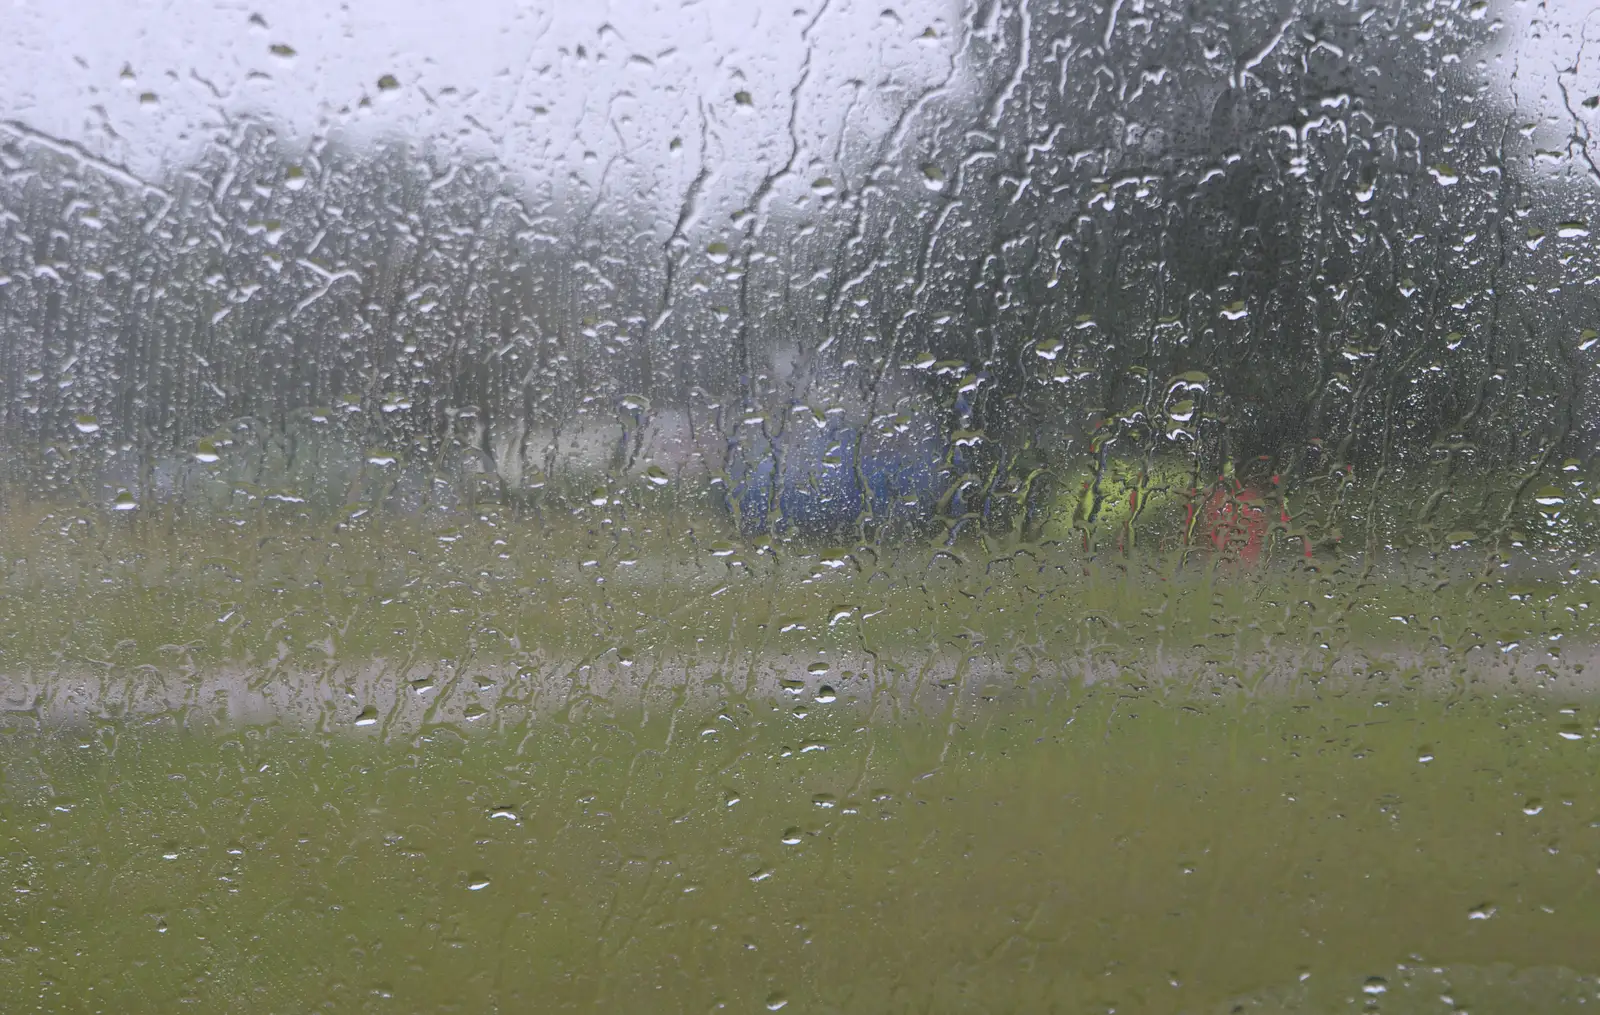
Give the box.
[725,420,951,538]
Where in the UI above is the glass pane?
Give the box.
[3,0,1599,1009]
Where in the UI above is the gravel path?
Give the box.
[3,638,1593,732]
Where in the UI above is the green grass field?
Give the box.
[2,493,1599,1012]
[3,689,1598,1012]
[1,489,1591,673]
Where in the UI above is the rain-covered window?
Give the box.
[3,0,1599,1009]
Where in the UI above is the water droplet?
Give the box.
[1524,800,1544,816]
[765,994,788,1011]
[377,74,399,91]
[921,164,946,191]
[73,414,99,434]
[488,808,518,821]
[269,42,296,58]
[1468,902,1497,920]
[814,686,837,703]
[643,464,670,486]
[818,548,851,569]
[467,876,491,891]
[706,241,730,264]
[1363,977,1388,995]
[780,828,803,845]
[354,706,378,727]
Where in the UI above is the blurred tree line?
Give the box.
[0,0,1595,545]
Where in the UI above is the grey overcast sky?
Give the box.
[0,0,973,218]
[0,0,1594,208]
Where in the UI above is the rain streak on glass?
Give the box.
[2,0,1600,1011]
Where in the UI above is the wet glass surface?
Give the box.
[2,0,1600,1010]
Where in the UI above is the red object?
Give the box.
[1206,486,1267,563]
[1177,483,1276,564]
[1186,482,1312,564]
